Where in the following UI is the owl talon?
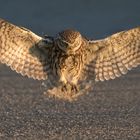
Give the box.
[61,85,67,93]
[61,84,79,94]
[71,85,79,93]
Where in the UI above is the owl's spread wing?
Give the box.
[0,19,51,80]
[87,27,140,82]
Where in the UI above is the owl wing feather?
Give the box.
[87,27,140,82]
[0,19,51,80]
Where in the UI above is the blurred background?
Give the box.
[0,0,140,39]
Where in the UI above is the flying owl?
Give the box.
[0,18,140,100]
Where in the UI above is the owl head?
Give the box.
[56,29,82,54]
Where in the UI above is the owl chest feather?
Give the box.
[52,50,84,84]
[61,55,82,83]
[61,54,83,84]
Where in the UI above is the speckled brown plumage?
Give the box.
[88,28,140,81]
[0,18,140,100]
[58,29,81,44]
[0,19,50,80]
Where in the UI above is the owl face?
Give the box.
[56,29,82,54]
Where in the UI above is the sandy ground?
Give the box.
[0,0,140,139]
[0,63,140,140]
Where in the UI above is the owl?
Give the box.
[0,18,140,100]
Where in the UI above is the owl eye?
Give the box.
[63,42,69,48]
[57,39,69,50]
[60,42,67,48]
[59,40,68,48]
